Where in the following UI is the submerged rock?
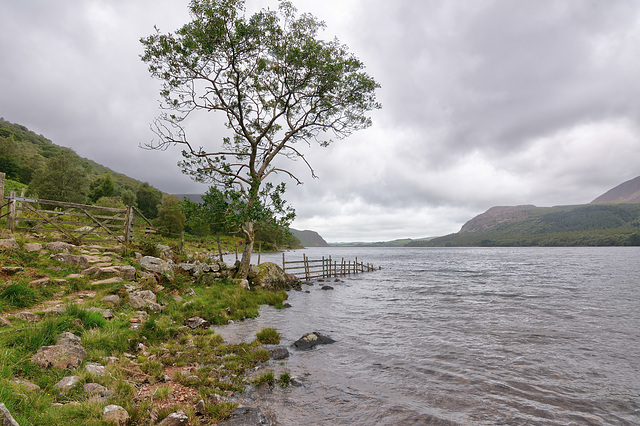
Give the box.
[293,332,336,351]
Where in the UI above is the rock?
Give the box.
[0,317,12,327]
[0,237,19,251]
[194,399,206,415]
[13,378,41,392]
[239,279,250,290]
[247,265,260,279]
[1,266,23,275]
[158,410,189,426]
[32,332,86,369]
[55,375,80,392]
[85,362,107,376]
[91,277,123,286]
[101,294,121,305]
[50,253,89,268]
[29,277,51,287]
[293,332,336,351]
[88,307,114,320]
[84,382,112,396]
[12,312,41,323]
[265,345,289,360]
[146,301,164,313]
[220,407,275,426]
[24,242,43,252]
[156,244,174,261]
[128,295,147,309]
[131,290,157,303]
[140,256,172,274]
[66,273,85,279]
[184,317,210,329]
[119,265,136,280]
[0,403,19,426]
[251,262,300,291]
[45,241,76,253]
[103,404,130,425]
[321,285,334,290]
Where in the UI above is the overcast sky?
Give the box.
[2,0,640,242]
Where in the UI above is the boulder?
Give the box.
[45,241,76,253]
[12,312,41,323]
[0,237,19,251]
[84,382,113,400]
[321,285,334,291]
[265,345,290,360]
[119,265,136,280]
[32,332,86,369]
[0,403,19,426]
[140,256,172,275]
[103,405,130,425]
[131,290,157,303]
[24,242,42,252]
[91,277,123,286]
[293,332,336,351]
[250,262,300,290]
[158,410,189,426]
[50,253,89,268]
[156,244,174,261]
[128,295,147,310]
[101,294,120,305]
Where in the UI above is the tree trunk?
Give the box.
[236,221,255,280]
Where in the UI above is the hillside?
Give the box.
[0,119,146,194]
[591,176,640,204]
[409,203,640,247]
[289,229,329,247]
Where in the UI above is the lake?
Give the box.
[217,247,640,425]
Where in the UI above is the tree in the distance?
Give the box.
[29,150,89,204]
[141,0,380,279]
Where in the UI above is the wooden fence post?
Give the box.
[7,191,16,232]
[217,237,224,263]
[124,206,134,243]
[258,242,261,264]
[0,172,4,226]
[282,252,285,271]
[304,254,310,281]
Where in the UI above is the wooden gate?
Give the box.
[1,191,154,245]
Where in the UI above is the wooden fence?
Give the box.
[282,253,379,280]
[1,180,154,244]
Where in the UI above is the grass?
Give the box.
[256,328,281,345]
[0,234,292,424]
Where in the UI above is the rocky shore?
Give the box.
[0,232,334,425]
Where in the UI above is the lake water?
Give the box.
[217,247,640,425]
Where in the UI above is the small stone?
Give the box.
[293,332,336,351]
[55,375,80,392]
[265,345,290,360]
[66,273,85,279]
[0,403,19,426]
[85,362,107,376]
[84,382,112,396]
[158,410,189,426]
[103,404,130,425]
[321,285,334,290]
[13,312,42,323]
[1,266,23,275]
[0,238,19,251]
[102,294,120,305]
[29,277,51,287]
[13,379,41,392]
[184,317,210,329]
[91,277,123,286]
[45,241,77,253]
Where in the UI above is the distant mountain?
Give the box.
[332,237,434,247]
[591,176,640,204]
[176,194,204,203]
[290,228,329,247]
[409,203,640,247]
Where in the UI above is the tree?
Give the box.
[156,194,187,235]
[29,150,89,203]
[89,174,115,203]
[141,0,380,279]
[136,182,163,219]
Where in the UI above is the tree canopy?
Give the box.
[141,0,380,278]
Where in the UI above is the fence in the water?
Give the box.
[282,253,379,280]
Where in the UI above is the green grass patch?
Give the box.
[256,328,280,344]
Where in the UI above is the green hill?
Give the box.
[408,203,640,247]
[0,119,145,194]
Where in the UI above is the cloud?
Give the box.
[1,0,640,241]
